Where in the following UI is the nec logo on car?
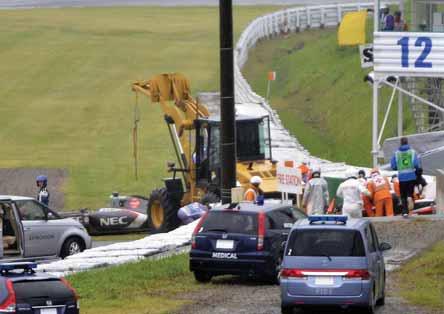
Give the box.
[212,252,238,259]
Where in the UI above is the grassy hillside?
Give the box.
[0,6,277,209]
[243,28,415,166]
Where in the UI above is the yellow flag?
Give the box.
[338,11,368,46]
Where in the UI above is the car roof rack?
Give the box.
[308,215,348,225]
[0,262,37,275]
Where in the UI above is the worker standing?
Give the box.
[302,167,329,215]
[36,175,50,206]
[358,170,374,217]
[244,176,263,203]
[298,160,311,184]
[390,137,420,217]
[368,169,394,217]
[336,169,370,218]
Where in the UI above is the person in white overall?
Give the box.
[336,169,371,218]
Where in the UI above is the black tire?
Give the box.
[281,305,293,314]
[194,271,212,283]
[366,286,376,314]
[147,188,181,233]
[377,273,386,306]
[200,192,220,207]
[60,237,85,259]
[267,254,283,284]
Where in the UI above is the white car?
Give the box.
[0,195,92,260]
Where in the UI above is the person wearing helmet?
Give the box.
[336,169,370,218]
[358,170,374,217]
[302,167,329,215]
[36,175,50,206]
[244,176,263,202]
[368,169,394,217]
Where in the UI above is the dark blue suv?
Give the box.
[189,203,306,283]
[0,262,79,314]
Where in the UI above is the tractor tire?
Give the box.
[147,188,181,233]
[200,192,220,207]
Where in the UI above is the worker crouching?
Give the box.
[368,169,394,217]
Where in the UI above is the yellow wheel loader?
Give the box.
[132,73,279,233]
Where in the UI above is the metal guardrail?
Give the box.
[233,2,399,142]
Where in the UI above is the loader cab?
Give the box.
[194,115,272,187]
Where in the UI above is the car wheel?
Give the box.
[366,286,376,314]
[194,271,212,283]
[377,273,386,306]
[60,237,85,259]
[268,255,282,284]
[281,305,293,314]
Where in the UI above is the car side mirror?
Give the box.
[46,212,54,220]
[379,242,392,251]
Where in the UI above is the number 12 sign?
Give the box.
[374,32,444,77]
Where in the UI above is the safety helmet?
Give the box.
[358,170,366,178]
[311,166,321,175]
[250,176,262,185]
[36,175,48,187]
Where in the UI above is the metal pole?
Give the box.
[374,0,380,32]
[372,79,379,167]
[378,79,399,145]
[220,0,237,204]
[398,80,404,137]
[266,79,271,100]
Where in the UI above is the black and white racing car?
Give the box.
[66,195,150,235]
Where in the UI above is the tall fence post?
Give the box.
[436,170,444,216]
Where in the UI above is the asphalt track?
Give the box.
[0,0,373,9]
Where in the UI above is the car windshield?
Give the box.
[286,229,366,257]
[201,211,258,235]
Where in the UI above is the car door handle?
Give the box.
[24,227,32,231]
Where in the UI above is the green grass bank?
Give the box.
[394,241,444,310]
[68,253,199,314]
[0,6,277,209]
[243,28,416,166]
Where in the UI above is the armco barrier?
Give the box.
[233,2,398,167]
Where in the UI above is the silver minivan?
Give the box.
[0,195,91,260]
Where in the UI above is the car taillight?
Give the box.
[191,211,209,249]
[280,269,306,279]
[257,211,265,251]
[0,279,16,312]
[61,277,80,303]
[344,269,370,280]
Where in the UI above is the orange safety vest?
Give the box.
[369,175,391,201]
[244,187,257,202]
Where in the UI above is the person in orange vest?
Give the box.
[358,170,374,217]
[244,176,263,202]
[368,169,394,217]
[298,160,311,184]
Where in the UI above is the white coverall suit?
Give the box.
[336,178,370,218]
[303,177,329,215]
